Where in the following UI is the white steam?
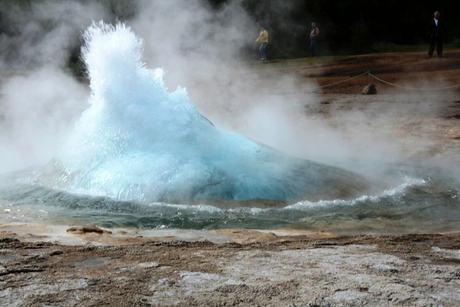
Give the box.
[0,1,106,173]
[0,68,88,172]
[0,0,457,180]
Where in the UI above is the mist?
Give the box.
[0,0,456,182]
[0,0,108,173]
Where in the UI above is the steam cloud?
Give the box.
[0,0,456,181]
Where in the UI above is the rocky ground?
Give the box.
[0,230,460,306]
[1,50,460,306]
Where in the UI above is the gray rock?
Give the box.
[362,83,377,95]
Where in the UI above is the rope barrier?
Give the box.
[265,69,460,95]
[366,72,460,91]
[314,70,460,92]
[314,71,370,89]
[264,71,370,95]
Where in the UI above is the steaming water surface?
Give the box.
[1,23,459,235]
[1,162,459,235]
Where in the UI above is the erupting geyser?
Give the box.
[50,22,372,204]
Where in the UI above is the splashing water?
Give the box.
[44,22,373,204]
[0,22,459,234]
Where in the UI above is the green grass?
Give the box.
[249,41,460,68]
[372,40,460,53]
[247,55,352,69]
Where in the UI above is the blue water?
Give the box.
[1,22,459,234]
[1,167,459,234]
[44,22,374,203]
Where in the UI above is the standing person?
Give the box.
[255,26,268,61]
[427,11,443,58]
[309,22,320,57]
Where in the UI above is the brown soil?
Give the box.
[1,51,460,306]
[291,49,460,94]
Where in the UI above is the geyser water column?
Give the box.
[52,22,372,204]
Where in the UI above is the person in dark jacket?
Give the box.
[309,22,320,57]
[427,11,443,58]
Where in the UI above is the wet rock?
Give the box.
[371,264,400,273]
[66,226,112,235]
[49,250,64,256]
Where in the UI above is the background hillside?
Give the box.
[1,0,459,75]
